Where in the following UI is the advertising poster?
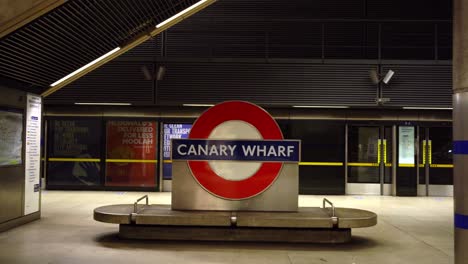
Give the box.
[163,124,191,180]
[106,121,157,187]
[0,110,23,166]
[47,119,101,186]
[24,94,41,215]
[399,126,415,164]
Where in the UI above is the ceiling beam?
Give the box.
[41,0,217,98]
[0,0,66,39]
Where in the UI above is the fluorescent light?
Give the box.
[183,104,214,107]
[403,107,452,110]
[51,47,121,87]
[74,103,132,106]
[293,105,349,109]
[156,0,208,28]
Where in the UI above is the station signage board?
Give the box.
[172,101,300,200]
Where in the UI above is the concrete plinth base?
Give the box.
[119,224,352,243]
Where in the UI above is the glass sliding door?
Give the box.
[418,126,453,196]
[347,125,393,195]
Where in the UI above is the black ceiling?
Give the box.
[0,0,453,108]
[0,0,203,92]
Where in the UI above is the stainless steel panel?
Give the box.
[417,185,427,196]
[345,183,380,195]
[0,166,24,223]
[172,161,298,211]
[428,185,453,197]
[382,184,392,196]
[0,87,25,224]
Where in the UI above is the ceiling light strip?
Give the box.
[403,107,453,110]
[183,104,215,107]
[41,0,216,98]
[293,105,349,109]
[50,47,121,87]
[74,102,132,106]
[156,0,208,28]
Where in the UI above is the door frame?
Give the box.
[417,125,453,197]
[345,124,395,195]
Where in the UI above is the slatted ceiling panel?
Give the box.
[157,63,377,106]
[45,61,154,104]
[381,22,436,60]
[381,65,452,107]
[325,23,379,59]
[118,37,163,59]
[269,22,322,59]
[193,0,367,20]
[0,0,204,91]
[438,22,453,60]
[367,0,452,19]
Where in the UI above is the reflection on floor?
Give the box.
[0,191,454,264]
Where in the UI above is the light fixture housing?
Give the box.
[382,70,395,84]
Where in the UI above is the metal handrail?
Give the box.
[323,198,336,217]
[133,195,149,214]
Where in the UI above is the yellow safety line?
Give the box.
[422,140,427,165]
[49,158,101,162]
[399,164,415,167]
[348,162,379,167]
[430,164,454,168]
[106,159,158,163]
[428,140,432,165]
[299,162,343,166]
[385,163,392,167]
[163,160,173,163]
[383,140,387,164]
[419,164,425,168]
[377,140,382,163]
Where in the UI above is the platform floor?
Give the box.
[0,191,454,264]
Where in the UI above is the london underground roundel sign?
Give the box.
[172,101,300,200]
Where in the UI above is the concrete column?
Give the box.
[453,1,468,263]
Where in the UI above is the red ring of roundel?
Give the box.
[188,101,284,200]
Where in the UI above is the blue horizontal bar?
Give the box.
[172,139,300,162]
[455,213,468,229]
[453,141,468,155]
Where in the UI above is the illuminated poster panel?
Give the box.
[399,126,415,165]
[162,124,192,180]
[106,121,157,187]
[24,94,41,215]
[0,110,23,166]
[47,119,101,186]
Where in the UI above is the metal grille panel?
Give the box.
[45,61,155,105]
[381,65,452,107]
[0,0,202,88]
[157,62,378,106]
